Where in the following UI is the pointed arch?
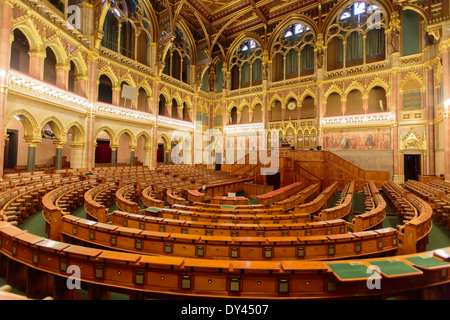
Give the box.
[115,128,136,147]
[268,14,318,56]
[98,65,119,88]
[94,126,116,143]
[136,131,152,149]
[12,20,43,52]
[344,81,366,98]
[68,51,88,77]
[63,121,86,145]
[299,88,317,105]
[284,92,299,107]
[225,33,265,67]
[324,85,344,100]
[40,116,65,141]
[44,37,68,65]
[4,109,39,140]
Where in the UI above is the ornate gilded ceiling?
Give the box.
[96,0,447,60]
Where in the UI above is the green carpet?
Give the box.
[328,191,342,208]
[352,192,365,214]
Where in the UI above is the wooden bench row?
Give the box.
[404,180,450,229]
[256,182,305,207]
[317,181,355,221]
[352,181,386,232]
[111,210,349,238]
[84,182,118,222]
[116,184,140,214]
[1,221,449,299]
[58,213,399,261]
[382,181,433,255]
[294,182,338,215]
[166,189,189,206]
[143,206,314,224]
[273,183,321,211]
[141,185,165,208]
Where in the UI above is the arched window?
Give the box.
[137,88,147,111]
[162,27,192,84]
[346,89,364,115]
[230,107,238,124]
[68,61,77,93]
[301,96,316,119]
[98,75,113,104]
[402,9,421,56]
[368,86,387,113]
[240,106,250,124]
[325,93,342,117]
[271,23,315,81]
[172,99,179,119]
[216,61,224,93]
[102,10,119,51]
[10,29,30,74]
[43,47,57,85]
[101,0,152,65]
[326,1,386,70]
[183,103,190,121]
[252,104,263,123]
[229,39,262,90]
[159,94,166,116]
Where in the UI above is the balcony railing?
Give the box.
[8,69,90,113]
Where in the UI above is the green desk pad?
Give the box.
[368,259,422,277]
[404,256,450,270]
[327,262,373,281]
[221,205,236,209]
[144,207,161,212]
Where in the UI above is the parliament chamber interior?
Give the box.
[0,0,449,302]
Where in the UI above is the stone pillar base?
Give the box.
[392,175,404,185]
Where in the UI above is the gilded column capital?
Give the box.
[70,142,86,149]
[24,139,41,148]
[28,50,45,59]
[55,64,70,71]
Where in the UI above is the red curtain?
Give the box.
[95,141,111,163]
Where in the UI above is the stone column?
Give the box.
[146,96,152,113]
[341,98,347,116]
[56,64,69,90]
[143,146,152,168]
[281,106,286,121]
[70,143,85,169]
[86,46,101,170]
[26,141,39,172]
[363,94,369,114]
[74,75,88,98]
[130,146,136,166]
[110,145,118,167]
[112,86,120,106]
[249,110,254,123]
[392,70,401,183]
[54,143,64,170]
[426,66,435,175]
[28,50,45,80]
